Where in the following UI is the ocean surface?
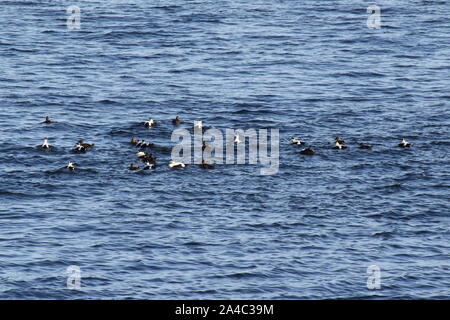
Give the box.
[0,0,449,299]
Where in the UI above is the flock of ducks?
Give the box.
[290,135,412,155]
[39,115,217,172]
[291,136,411,156]
[39,115,413,172]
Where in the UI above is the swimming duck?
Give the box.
[202,141,214,152]
[142,161,155,170]
[130,137,139,145]
[41,138,51,149]
[234,133,242,144]
[200,160,214,169]
[169,160,186,168]
[333,141,347,149]
[72,140,94,152]
[172,116,183,125]
[291,137,305,145]
[43,116,55,124]
[66,161,75,171]
[299,148,315,155]
[77,140,94,149]
[144,118,155,128]
[129,164,140,170]
[335,136,346,145]
[194,120,203,130]
[136,151,156,163]
[136,140,153,148]
[398,138,411,148]
[358,143,373,150]
[73,143,86,153]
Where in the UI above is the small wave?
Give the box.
[372,231,394,238]
[96,99,120,105]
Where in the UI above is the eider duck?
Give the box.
[234,133,242,144]
[144,118,155,128]
[200,160,214,169]
[398,138,411,148]
[333,141,347,149]
[172,116,183,125]
[77,140,94,149]
[66,161,75,171]
[194,120,203,130]
[43,116,55,124]
[168,160,186,168]
[142,161,155,170]
[129,164,140,171]
[41,138,51,149]
[73,143,86,153]
[291,137,305,145]
[130,137,139,145]
[358,143,373,150]
[136,139,153,148]
[136,151,156,163]
[299,147,315,155]
[335,136,346,145]
[131,137,153,148]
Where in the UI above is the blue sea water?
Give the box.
[0,0,449,299]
